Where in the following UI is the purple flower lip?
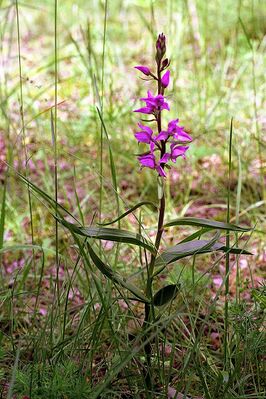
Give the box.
[176,130,193,142]
[134,107,153,114]
[134,132,152,143]
[134,123,153,143]
[138,153,156,169]
[155,131,169,141]
[137,152,168,177]
[167,119,192,141]
[170,144,189,162]
[134,65,151,76]
[160,153,170,163]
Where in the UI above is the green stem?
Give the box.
[143,56,166,391]
[143,191,165,391]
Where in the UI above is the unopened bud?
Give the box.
[161,70,170,88]
[156,33,166,63]
[162,58,170,70]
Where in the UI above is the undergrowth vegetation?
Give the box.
[0,0,265,398]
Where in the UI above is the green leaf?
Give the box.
[86,242,149,303]
[155,239,218,270]
[96,106,120,218]
[59,218,156,254]
[153,284,180,306]
[98,201,157,226]
[221,246,252,255]
[178,228,209,244]
[154,238,252,275]
[164,217,251,232]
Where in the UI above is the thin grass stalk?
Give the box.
[99,0,108,224]
[96,106,121,265]
[15,0,35,261]
[54,0,59,304]
[239,16,265,202]
[32,248,45,321]
[7,344,21,399]
[0,176,6,281]
[90,313,178,399]
[185,0,202,120]
[224,118,233,370]
[0,7,14,283]
[235,148,242,303]
[250,0,265,204]
[61,241,85,343]
[47,0,59,357]
[64,233,126,380]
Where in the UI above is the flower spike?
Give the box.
[133,34,192,177]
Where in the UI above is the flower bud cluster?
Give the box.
[134,33,192,177]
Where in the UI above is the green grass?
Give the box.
[0,0,265,398]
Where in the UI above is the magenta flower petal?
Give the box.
[167,119,192,141]
[160,153,170,163]
[134,65,151,76]
[161,102,170,111]
[155,131,169,141]
[161,70,170,88]
[174,130,193,142]
[138,123,153,135]
[134,132,152,143]
[156,165,167,177]
[134,107,153,114]
[168,119,179,133]
[150,141,155,152]
[170,144,189,162]
[138,153,156,169]
[139,91,170,113]
[135,123,153,143]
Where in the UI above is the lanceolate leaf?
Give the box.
[155,239,217,269]
[153,232,220,276]
[153,284,180,306]
[154,239,252,275]
[164,217,251,232]
[86,242,149,303]
[98,201,157,226]
[178,228,209,244]
[59,218,156,254]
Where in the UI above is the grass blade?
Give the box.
[86,241,149,302]
[98,201,157,226]
[164,217,251,232]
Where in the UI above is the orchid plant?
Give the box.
[20,33,252,396]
